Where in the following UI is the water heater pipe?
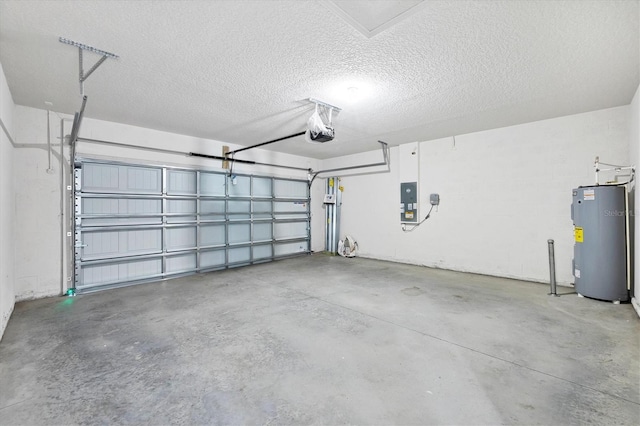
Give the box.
[547,239,558,296]
[625,190,631,291]
[594,156,635,185]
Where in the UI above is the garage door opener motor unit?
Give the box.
[305,98,339,143]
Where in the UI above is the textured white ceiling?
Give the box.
[0,0,638,160]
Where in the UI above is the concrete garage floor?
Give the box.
[0,255,638,425]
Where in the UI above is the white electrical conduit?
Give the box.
[46,110,55,174]
[60,118,73,295]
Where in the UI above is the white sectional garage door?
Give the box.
[74,159,310,293]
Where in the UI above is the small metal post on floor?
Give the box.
[548,239,559,296]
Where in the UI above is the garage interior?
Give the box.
[0,1,639,424]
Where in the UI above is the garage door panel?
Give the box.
[201,225,225,247]
[80,258,162,288]
[228,175,251,197]
[201,199,225,216]
[82,197,162,226]
[274,222,307,240]
[228,247,250,264]
[166,253,196,273]
[254,223,272,242]
[75,160,309,292]
[273,201,308,220]
[228,224,250,244]
[253,201,272,219]
[167,199,197,223]
[200,172,226,196]
[201,249,225,269]
[126,167,162,193]
[82,229,162,260]
[253,245,272,260]
[82,163,119,192]
[274,179,307,198]
[253,177,272,197]
[83,163,161,194]
[228,200,250,212]
[167,170,196,195]
[274,241,309,257]
[228,200,250,220]
[274,201,307,212]
[166,227,197,251]
[83,197,119,215]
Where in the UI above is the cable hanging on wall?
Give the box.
[401,204,435,232]
[401,193,440,232]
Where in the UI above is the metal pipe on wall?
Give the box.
[625,188,631,291]
[325,177,340,254]
[46,110,53,174]
[325,178,332,252]
[548,239,558,296]
[335,178,341,254]
[69,96,87,293]
[59,118,73,295]
[69,95,88,149]
[60,118,65,295]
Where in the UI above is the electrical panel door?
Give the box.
[400,182,418,223]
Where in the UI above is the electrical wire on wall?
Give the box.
[401,204,435,232]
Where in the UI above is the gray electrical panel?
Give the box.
[572,185,629,302]
[400,182,418,223]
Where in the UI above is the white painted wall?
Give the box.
[7,102,634,302]
[325,106,630,285]
[12,107,66,301]
[12,105,323,301]
[0,61,15,340]
[629,84,640,315]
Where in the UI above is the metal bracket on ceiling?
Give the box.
[59,37,119,96]
[308,98,341,113]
